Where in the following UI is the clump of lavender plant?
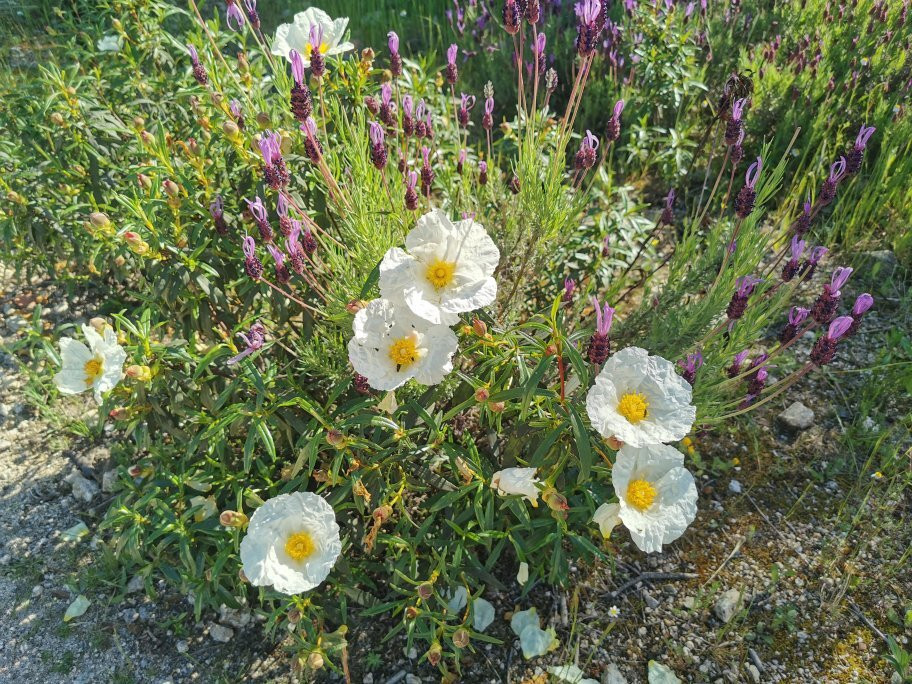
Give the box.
[404,171,419,210]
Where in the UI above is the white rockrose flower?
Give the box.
[240,492,342,595]
[271,8,354,65]
[585,346,695,447]
[592,502,621,539]
[490,467,540,506]
[379,209,500,326]
[96,35,123,52]
[611,443,697,553]
[54,324,127,404]
[347,298,458,391]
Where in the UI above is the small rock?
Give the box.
[728,479,742,494]
[209,623,234,643]
[777,401,815,432]
[747,664,761,683]
[64,470,99,503]
[218,604,252,629]
[714,588,747,624]
[603,663,627,684]
[126,574,145,594]
[405,676,421,684]
[862,416,879,433]
[5,315,27,334]
[102,469,119,493]
[176,640,189,654]
[683,596,696,610]
[362,675,373,684]
[32,584,43,597]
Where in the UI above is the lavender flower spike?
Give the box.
[575,130,599,170]
[258,132,289,189]
[246,196,273,243]
[727,275,761,326]
[369,121,388,170]
[847,293,873,336]
[779,306,809,344]
[677,351,703,386]
[388,31,402,77]
[810,316,854,366]
[846,124,876,174]
[242,236,263,280]
[587,296,614,365]
[782,235,806,281]
[819,156,847,205]
[811,266,853,324]
[267,244,291,284]
[288,50,313,122]
[660,188,675,225]
[727,349,750,378]
[605,99,625,142]
[227,322,267,365]
[309,24,326,78]
[735,156,762,219]
[563,277,577,303]
[446,44,459,85]
[226,1,245,30]
[187,44,208,85]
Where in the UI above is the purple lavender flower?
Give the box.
[800,246,828,279]
[267,244,291,284]
[229,99,244,129]
[660,189,675,226]
[286,224,306,275]
[242,236,263,280]
[456,148,466,175]
[244,0,259,29]
[246,196,273,243]
[587,296,614,364]
[791,196,812,237]
[574,130,599,170]
[369,121,388,170]
[810,316,854,365]
[509,175,521,194]
[677,351,703,386]
[300,117,322,163]
[818,157,847,206]
[727,275,761,324]
[526,0,541,24]
[727,349,750,378]
[379,83,396,128]
[404,171,419,210]
[779,306,809,343]
[601,235,611,257]
[605,99,625,143]
[227,322,266,365]
[420,146,434,195]
[533,33,546,71]
[847,293,873,336]
[289,50,313,122]
[402,95,415,136]
[388,31,402,77]
[209,196,228,236]
[457,93,476,128]
[845,124,876,174]
[575,0,603,56]
[730,129,745,166]
[482,95,494,131]
[503,0,521,35]
[747,364,768,396]
[811,266,853,323]
[258,133,289,190]
[478,160,488,185]
[735,156,762,219]
[276,193,293,237]
[309,25,326,78]
[782,235,806,282]
[187,44,208,86]
[226,1,245,30]
[446,44,459,85]
[725,97,747,146]
[563,277,577,303]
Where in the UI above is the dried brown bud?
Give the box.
[417,582,434,600]
[472,317,487,336]
[427,642,443,666]
[404,605,420,620]
[452,628,470,649]
[326,429,347,448]
[488,401,505,413]
[474,387,490,402]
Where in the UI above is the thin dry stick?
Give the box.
[701,537,746,588]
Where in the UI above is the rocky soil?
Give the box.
[1,258,909,684]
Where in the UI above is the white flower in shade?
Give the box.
[379,210,500,326]
[240,492,342,595]
[271,8,354,65]
[490,467,540,506]
[611,443,697,553]
[96,35,123,52]
[585,346,695,448]
[54,324,126,404]
[347,298,458,391]
[592,502,621,539]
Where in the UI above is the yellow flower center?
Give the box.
[84,357,104,386]
[626,479,657,511]
[617,392,649,423]
[388,336,420,369]
[284,531,316,562]
[425,258,456,290]
[306,41,330,56]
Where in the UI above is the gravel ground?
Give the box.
[1,260,909,684]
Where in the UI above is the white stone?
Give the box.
[714,588,746,624]
[777,401,815,431]
[604,664,628,684]
[65,470,99,503]
[208,623,234,643]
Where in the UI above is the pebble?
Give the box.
[64,470,99,503]
[714,588,746,624]
[747,664,761,682]
[102,469,119,493]
[728,479,743,494]
[603,664,627,683]
[176,640,189,654]
[363,675,373,684]
[208,623,234,643]
[777,401,815,432]
[405,676,421,684]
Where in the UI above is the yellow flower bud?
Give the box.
[306,653,324,671]
[125,365,152,382]
[219,510,249,527]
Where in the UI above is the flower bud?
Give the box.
[140,130,155,145]
[326,429,347,448]
[404,605,420,620]
[286,608,301,624]
[255,111,271,129]
[306,653,324,670]
[108,407,129,420]
[6,190,25,205]
[346,299,365,314]
[187,137,200,156]
[474,387,490,402]
[416,582,434,600]
[237,51,249,75]
[112,18,122,31]
[89,211,112,231]
[472,317,488,336]
[542,486,569,514]
[50,112,65,126]
[219,510,249,527]
[125,364,152,382]
[123,231,149,255]
[373,504,392,522]
[127,464,152,478]
[452,628,470,649]
[137,173,152,191]
[89,317,108,332]
[606,436,624,450]
[427,642,443,666]
[132,116,145,130]
[223,120,240,139]
[488,401,505,413]
[544,344,557,356]
[162,179,180,198]
[114,255,126,267]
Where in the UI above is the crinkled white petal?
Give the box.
[611,443,697,554]
[348,298,457,391]
[271,9,354,63]
[55,327,126,402]
[240,492,342,595]
[491,467,539,505]
[592,502,621,538]
[586,346,695,448]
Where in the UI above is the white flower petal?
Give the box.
[491,468,539,505]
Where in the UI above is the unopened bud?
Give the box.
[114,255,126,267]
[306,652,324,671]
[488,401,505,413]
[187,137,200,156]
[287,608,301,624]
[132,116,145,130]
[127,464,152,478]
[219,510,249,527]
[209,91,223,107]
[346,299,365,314]
[223,120,240,139]
[140,130,155,145]
[237,52,249,74]
[474,387,490,402]
[123,231,149,255]
[606,436,624,450]
[108,407,129,420]
[89,317,107,332]
[542,486,569,513]
[472,318,487,336]
[89,211,111,230]
[125,365,152,381]
[404,605,420,620]
[452,628,470,649]
[326,429,347,448]
[460,324,473,335]
[255,111,271,129]
[544,344,558,356]
[50,112,65,126]
[373,504,392,522]
[427,642,443,666]
[137,173,152,190]
[6,190,25,205]
[112,18,122,31]
[416,582,434,600]
[162,179,180,198]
